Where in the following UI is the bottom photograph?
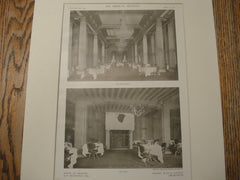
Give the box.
[64,87,182,169]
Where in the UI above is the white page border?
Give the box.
[21,0,225,180]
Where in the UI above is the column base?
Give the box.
[75,66,85,73]
[169,67,177,72]
[158,68,167,73]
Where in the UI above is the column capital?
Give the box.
[75,101,88,110]
[80,16,86,22]
[156,17,166,23]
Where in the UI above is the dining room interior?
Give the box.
[67,10,178,81]
[64,88,182,168]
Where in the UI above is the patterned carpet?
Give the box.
[73,150,182,169]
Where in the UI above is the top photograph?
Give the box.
[66,10,178,81]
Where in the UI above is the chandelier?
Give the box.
[117,11,133,40]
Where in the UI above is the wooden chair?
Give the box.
[87,143,98,159]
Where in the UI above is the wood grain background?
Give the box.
[0,0,239,179]
[212,0,240,179]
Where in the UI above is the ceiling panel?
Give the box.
[67,88,179,109]
[98,11,144,25]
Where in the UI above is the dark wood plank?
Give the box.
[212,0,240,180]
[0,0,239,179]
[0,0,35,179]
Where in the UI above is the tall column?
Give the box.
[74,104,87,149]
[141,118,146,140]
[105,48,108,63]
[142,34,148,65]
[134,42,138,64]
[129,130,133,149]
[101,41,105,64]
[72,23,79,69]
[151,33,155,66]
[138,55,142,64]
[132,45,135,63]
[68,21,73,75]
[168,17,177,71]
[155,18,166,72]
[163,25,170,70]
[78,16,87,70]
[162,105,171,145]
[152,110,163,141]
[105,130,110,150]
[93,34,98,67]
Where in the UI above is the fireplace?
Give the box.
[110,130,129,149]
[106,130,133,150]
[105,112,135,150]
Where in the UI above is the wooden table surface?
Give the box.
[0,0,239,179]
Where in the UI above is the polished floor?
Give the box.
[73,149,182,168]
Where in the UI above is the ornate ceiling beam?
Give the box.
[106,36,134,40]
[97,24,142,30]
[72,97,163,109]
[131,10,170,44]
[81,11,108,44]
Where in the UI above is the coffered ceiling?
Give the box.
[67,88,179,114]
